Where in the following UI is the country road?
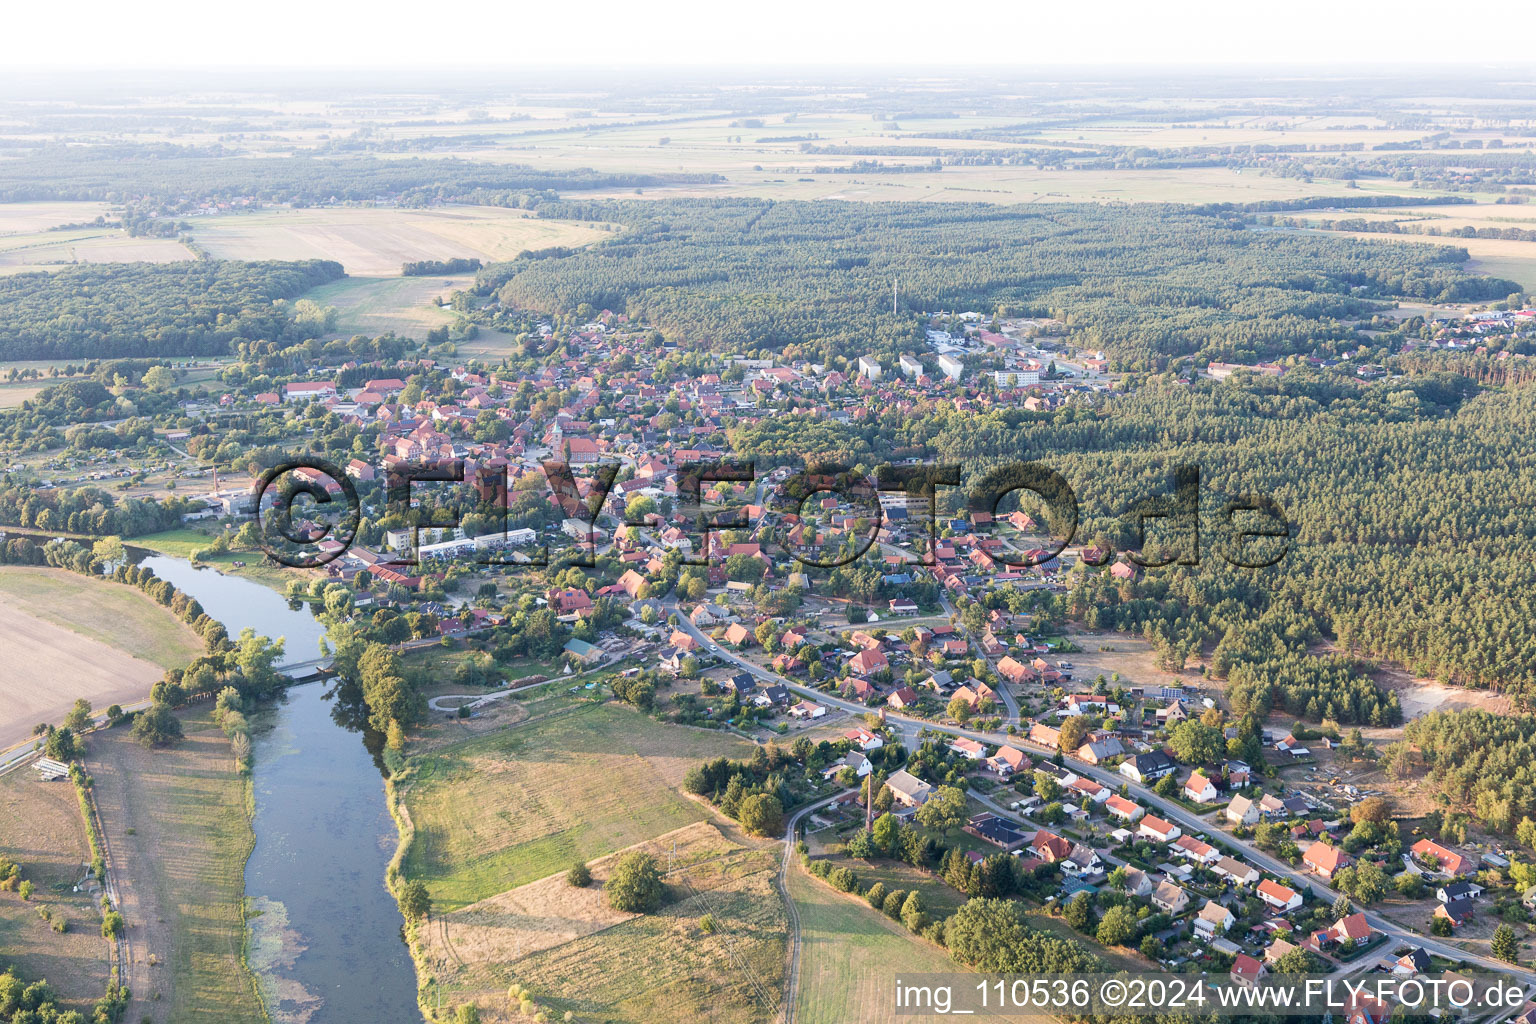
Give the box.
[778,790,849,1024]
[666,603,1536,991]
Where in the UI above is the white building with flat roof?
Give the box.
[937,354,964,380]
[858,356,883,381]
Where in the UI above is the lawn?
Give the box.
[0,769,111,1013]
[400,702,753,909]
[131,528,301,593]
[810,854,968,919]
[87,708,264,1024]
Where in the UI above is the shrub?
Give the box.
[101,910,124,938]
[398,880,431,920]
[566,861,592,888]
[699,913,717,934]
[865,882,887,908]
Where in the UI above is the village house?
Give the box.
[1229,954,1267,988]
[964,813,1028,851]
[986,745,1030,776]
[884,769,933,808]
[1410,838,1477,876]
[1172,835,1220,864]
[1120,867,1154,897]
[1061,843,1103,878]
[1303,842,1350,879]
[1105,794,1145,822]
[1121,750,1176,783]
[1138,815,1181,843]
[1029,829,1072,863]
[1152,880,1190,914]
[949,737,986,760]
[1213,856,1260,887]
[1331,912,1374,948]
[1195,900,1235,936]
[1027,723,1062,749]
[1226,794,1259,826]
[1184,771,1218,803]
[845,728,884,751]
[1257,879,1304,912]
[823,751,871,780]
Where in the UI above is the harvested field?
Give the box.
[0,768,111,1013]
[0,567,203,751]
[190,205,610,276]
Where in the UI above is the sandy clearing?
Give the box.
[0,602,164,752]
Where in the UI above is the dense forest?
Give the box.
[0,146,721,207]
[731,368,1536,702]
[475,198,1515,369]
[0,260,345,359]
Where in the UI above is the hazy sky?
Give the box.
[7,0,1536,71]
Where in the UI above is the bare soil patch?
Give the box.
[0,599,166,753]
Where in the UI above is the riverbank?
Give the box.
[87,705,266,1024]
[132,528,303,595]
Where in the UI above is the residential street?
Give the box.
[667,603,1536,988]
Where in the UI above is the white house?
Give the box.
[845,728,884,751]
[1195,900,1236,936]
[1226,794,1259,826]
[949,738,986,760]
[1138,815,1181,843]
[1184,771,1218,804]
[1257,879,1304,912]
[937,353,964,380]
[822,751,872,780]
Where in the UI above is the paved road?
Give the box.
[668,608,1536,987]
[938,592,1021,724]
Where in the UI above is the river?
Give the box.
[137,556,423,1024]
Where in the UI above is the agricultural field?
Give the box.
[398,701,752,909]
[305,274,469,339]
[0,567,202,752]
[189,205,612,276]
[0,227,191,274]
[418,820,786,1024]
[85,707,265,1024]
[0,768,111,1014]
